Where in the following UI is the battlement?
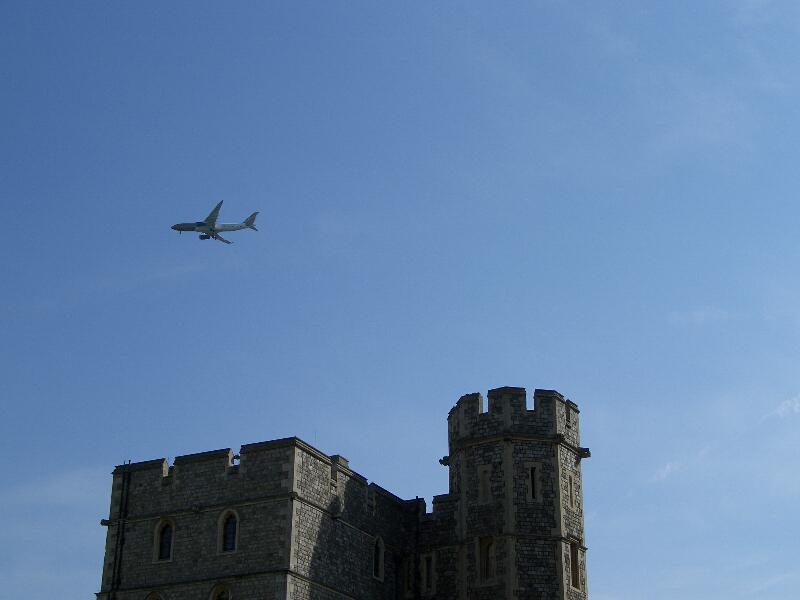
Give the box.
[114,437,365,478]
[109,435,416,523]
[447,386,577,449]
[429,493,457,518]
[100,383,590,600]
[112,458,168,475]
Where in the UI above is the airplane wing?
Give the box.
[204,201,224,226]
[213,233,232,245]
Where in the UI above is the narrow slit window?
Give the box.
[568,475,575,508]
[479,537,495,580]
[222,513,237,552]
[404,557,413,593]
[373,537,384,580]
[479,467,490,503]
[424,554,433,591]
[570,542,581,589]
[530,466,537,500]
[158,522,172,560]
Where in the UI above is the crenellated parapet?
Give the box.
[447,387,578,452]
[99,384,590,600]
[107,434,418,531]
[430,386,591,600]
[108,441,298,519]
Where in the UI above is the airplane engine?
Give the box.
[199,234,210,240]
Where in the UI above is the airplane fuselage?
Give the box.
[171,222,248,233]
[171,201,258,244]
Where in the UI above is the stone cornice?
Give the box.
[450,433,590,459]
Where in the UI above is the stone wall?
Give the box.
[98,441,295,599]
[288,441,419,599]
[98,386,590,600]
[434,387,589,600]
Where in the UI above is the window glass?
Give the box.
[158,523,172,560]
[479,537,495,580]
[373,538,383,578]
[424,555,433,591]
[222,514,237,552]
[478,467,490,503]
[570,542,581,589]
[404,557,413,593]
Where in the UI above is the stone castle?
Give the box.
[97,386,590,600]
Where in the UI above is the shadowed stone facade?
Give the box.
[98,387,590,600]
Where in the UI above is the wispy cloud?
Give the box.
[641,3,800,166]
[646,77,754,159]
[20,256,240,317]
[649,445,712,483]
[311,211,364,240]
[745,570,799,595]
[651,461,680,482]
[668,307,731,325]
[0,467,108,508]
[762,395,800,420]
[0,467,109,600]
[733,0,782,29]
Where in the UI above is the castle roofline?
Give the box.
[113,436,370,485]
[112,458,165,474]
[173,448,231,464]
[489,386,527,394]
[240,436,366,482]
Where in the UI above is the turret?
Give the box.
[440,386,590,599]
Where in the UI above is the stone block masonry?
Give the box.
[98,387,591,600]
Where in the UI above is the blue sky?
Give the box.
[2,2,799,598]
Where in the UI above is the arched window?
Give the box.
[153,518,175,562]
[208,584,232,600]
[478,465,491,503]
[372,536,384,580]
[222,514,237,551]
[479,537,495,580]
[158,523,173,560]
[218,510,238,553]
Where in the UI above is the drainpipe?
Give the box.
[109,461,131,600]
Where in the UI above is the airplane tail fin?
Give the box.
[244,212,259,231]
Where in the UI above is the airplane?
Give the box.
[171,201,258,244]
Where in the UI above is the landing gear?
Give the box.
[199,234,210,240]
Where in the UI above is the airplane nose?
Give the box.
[171,224,179,230]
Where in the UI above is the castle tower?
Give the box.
[443,387,590,600]
[96,385,589,599]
